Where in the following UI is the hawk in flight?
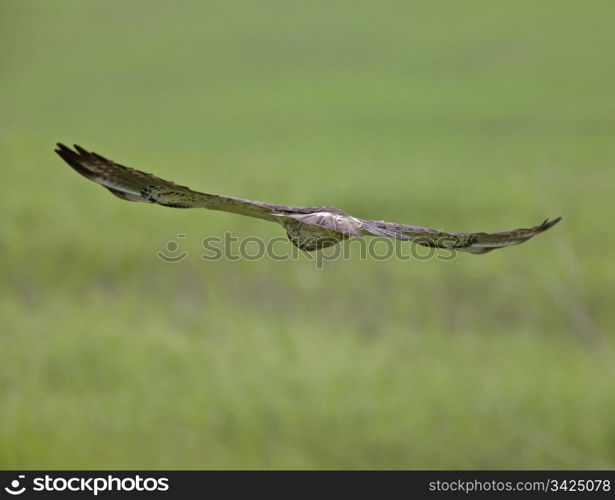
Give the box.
[56,144,561,254]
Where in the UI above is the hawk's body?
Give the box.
[55,144,561,254]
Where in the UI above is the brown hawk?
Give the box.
[56,144,561,254]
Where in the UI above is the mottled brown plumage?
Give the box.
[55,144,561,254]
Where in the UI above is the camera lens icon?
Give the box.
[5,475,26,495]
[157,234,188,263]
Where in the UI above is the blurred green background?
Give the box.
[1,0,614,469]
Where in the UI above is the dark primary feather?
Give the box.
[56,143,561,254]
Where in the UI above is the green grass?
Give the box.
[1,0,614,469]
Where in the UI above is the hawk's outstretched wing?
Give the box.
[360,217,562,254]
[55,143,300,221]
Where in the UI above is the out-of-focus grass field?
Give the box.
[1,0,614,469]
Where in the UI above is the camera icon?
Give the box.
[157,234,188,263]
[5,475,26,495]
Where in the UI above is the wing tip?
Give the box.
[54,143,95,156]
[54,142,87,153]
[54,142,102,182]
[537,216,562,232]
[54,142,178,205]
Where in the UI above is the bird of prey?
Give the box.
[55,144,561,254]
